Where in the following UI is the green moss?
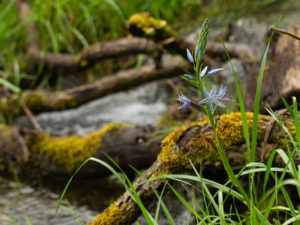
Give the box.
[30,123,132,172]
[126,12,174,41]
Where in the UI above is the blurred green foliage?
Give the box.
[0,0,292,88]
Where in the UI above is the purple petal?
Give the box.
[222,97,234,102]
[212,98,221,105]
[199,66,208,79]
[178,102,190,109]
[210,86,217,96]
[203,86,210,97]
[198,98,209,104]
[218,85,227,99]
[181,96,192,103]
[208,68,224,76]
[186,49,194,63]
[216,101,225,107]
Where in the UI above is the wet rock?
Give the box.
[16,81,171,136]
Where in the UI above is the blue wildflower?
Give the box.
[198,85,233,114]
[186,49,194,63]
[208,68,223,76]
[217,85,233,102]
[177,92,192,109]
[198,86,219,113]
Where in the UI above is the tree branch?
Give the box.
[0,57,190,119]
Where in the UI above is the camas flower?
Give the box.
[198,85,233,114]
[177,92,192,109]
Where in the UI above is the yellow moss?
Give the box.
[22,91,47,109]
[0,95,21,118]
[30,123,132,172]
[154,125,186,176]
[75,54,82,63]
[80,60,88,67]
[87,199,131,225]
[126,12,174,40]
[154,112,289,176]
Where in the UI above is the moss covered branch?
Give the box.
[0,57,190,119]
[87,112,296,225]
[0,123,161,177]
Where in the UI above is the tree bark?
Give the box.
[86,112,297,225]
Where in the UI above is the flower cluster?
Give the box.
[177,19,233,114]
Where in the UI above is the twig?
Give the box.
[13,127,30,163]
[269,25,300,41]
[19,99,43,132]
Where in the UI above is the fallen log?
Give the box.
[0,123,161,177]
[86,112,297,225]
[0,57,190,119]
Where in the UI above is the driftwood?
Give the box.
[0,58,190,119]
[0,123,161,177]
[246,25,300,112]
[86,112,297,225]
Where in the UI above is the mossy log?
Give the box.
[0,123,161,177]
[87,112,297,225]
[246,25,300,112]
[0,57,190,119]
